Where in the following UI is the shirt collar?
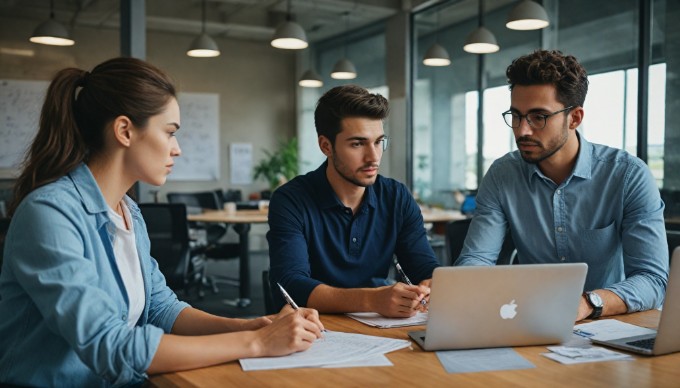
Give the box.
[68,163,141,221]
[69,163,109,215]
[311,160,378,210]
[524,130,592,183]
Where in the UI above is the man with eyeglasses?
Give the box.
[455,50,668,321]
[268,85,439,317]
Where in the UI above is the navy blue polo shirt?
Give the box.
[267,161,439,309]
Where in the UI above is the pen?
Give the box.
[395,262,427,306]
[277,282,299,310]
[573,329,594,338]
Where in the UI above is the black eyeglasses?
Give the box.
[502,106,574,130]
[379,136,389,151]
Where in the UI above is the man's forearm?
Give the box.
[306,284,377,313]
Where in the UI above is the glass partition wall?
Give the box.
[411,0,677,218]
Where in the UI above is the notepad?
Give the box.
[238,330,410,371]
[346,312,428,328]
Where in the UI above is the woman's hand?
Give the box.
[251,309,324,357]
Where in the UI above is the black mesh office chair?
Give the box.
[167,191,240,293]
[139,203,206,297]
[262,269,276,315]
[445,218,517,266]
[0,217,11,275]
[666,222,680,267]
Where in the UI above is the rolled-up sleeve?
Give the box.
[607,162,668,311]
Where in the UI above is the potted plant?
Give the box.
[253,137,299,198]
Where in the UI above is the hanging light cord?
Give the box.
[201,0,207,34]
[478,0,485,28]
[50,0,55,19]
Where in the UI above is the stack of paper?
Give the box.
[239,330,410,371]
[543,345,634,364]
[346,312,428,328]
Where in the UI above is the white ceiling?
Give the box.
[0,0,434,43]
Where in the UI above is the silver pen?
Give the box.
[277,282,299,310]
[395,262,427,306]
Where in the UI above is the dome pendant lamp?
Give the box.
[422,10,450,67]
[463,0,499,54]
[30,0,75,46]
[187,0,220,57]
[331,12,357,79]
[271,0,308,49]
[299,69,323,87]
[506,0,550,31]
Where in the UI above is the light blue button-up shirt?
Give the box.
[0,164,189,387]
[455,132,668,312]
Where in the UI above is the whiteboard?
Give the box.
[172,92,220,181]
[0,82,220,181]
[0,79,49,177]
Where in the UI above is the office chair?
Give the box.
[0,217,10,275]
[445,218,517,266]
[167,191,241,293]
[666,223,680,267]
[139,203,206,297]
[262,269,276,315]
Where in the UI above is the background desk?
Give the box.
[148,310,679,387]
[188,209,268,307]
[188,208,464,307]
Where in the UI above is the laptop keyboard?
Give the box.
[626,337,656,350]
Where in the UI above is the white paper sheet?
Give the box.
[573,320,656,341]
[239,330,410,371]
[346,312,428,328]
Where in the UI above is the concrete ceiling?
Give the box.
[0,0,435,43]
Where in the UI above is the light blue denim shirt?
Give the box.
[455,132,668,312]
[0,164,190,387]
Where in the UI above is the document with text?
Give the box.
[239,331,410,371]
[346,312,428,328]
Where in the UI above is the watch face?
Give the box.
[588,292,603,307]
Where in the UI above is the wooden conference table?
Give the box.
[188,208,465,307]
[148,310,679,387]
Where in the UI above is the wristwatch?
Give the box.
[583,291,603,319]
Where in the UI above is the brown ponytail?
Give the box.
[9,57,176,216]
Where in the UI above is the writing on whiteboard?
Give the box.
[172,92,220,181]
[0,79,49,172]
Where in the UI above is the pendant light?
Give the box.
[187,0,220,57]
[29,0,74,46]
[506,0,550,30]
[422,10,450,67]
[271,0,308,49]
[331,12,357,80]
[299,69,323,88]
[463,0,499,54]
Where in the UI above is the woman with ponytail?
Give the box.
[0,58,323,387]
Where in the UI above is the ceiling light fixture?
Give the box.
[463,0,499,54]
[271,0,308,49]
[29,0,74,46]
[331,12,357,79]
[298,69,323,87]
[422,10,450,67]
[187,0,220,57]
[506,0,550,31]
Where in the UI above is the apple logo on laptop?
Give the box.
[500,300,518,319]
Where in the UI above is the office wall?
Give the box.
[0,16,296,204]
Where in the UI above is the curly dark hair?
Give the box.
[314,85,389,145]
[506,50,589,108]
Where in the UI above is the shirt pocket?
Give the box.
[578,221,618,268]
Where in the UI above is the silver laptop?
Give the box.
[591,248,680,356]
[408,263,587,351]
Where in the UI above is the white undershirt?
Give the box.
[107,201,145,328]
